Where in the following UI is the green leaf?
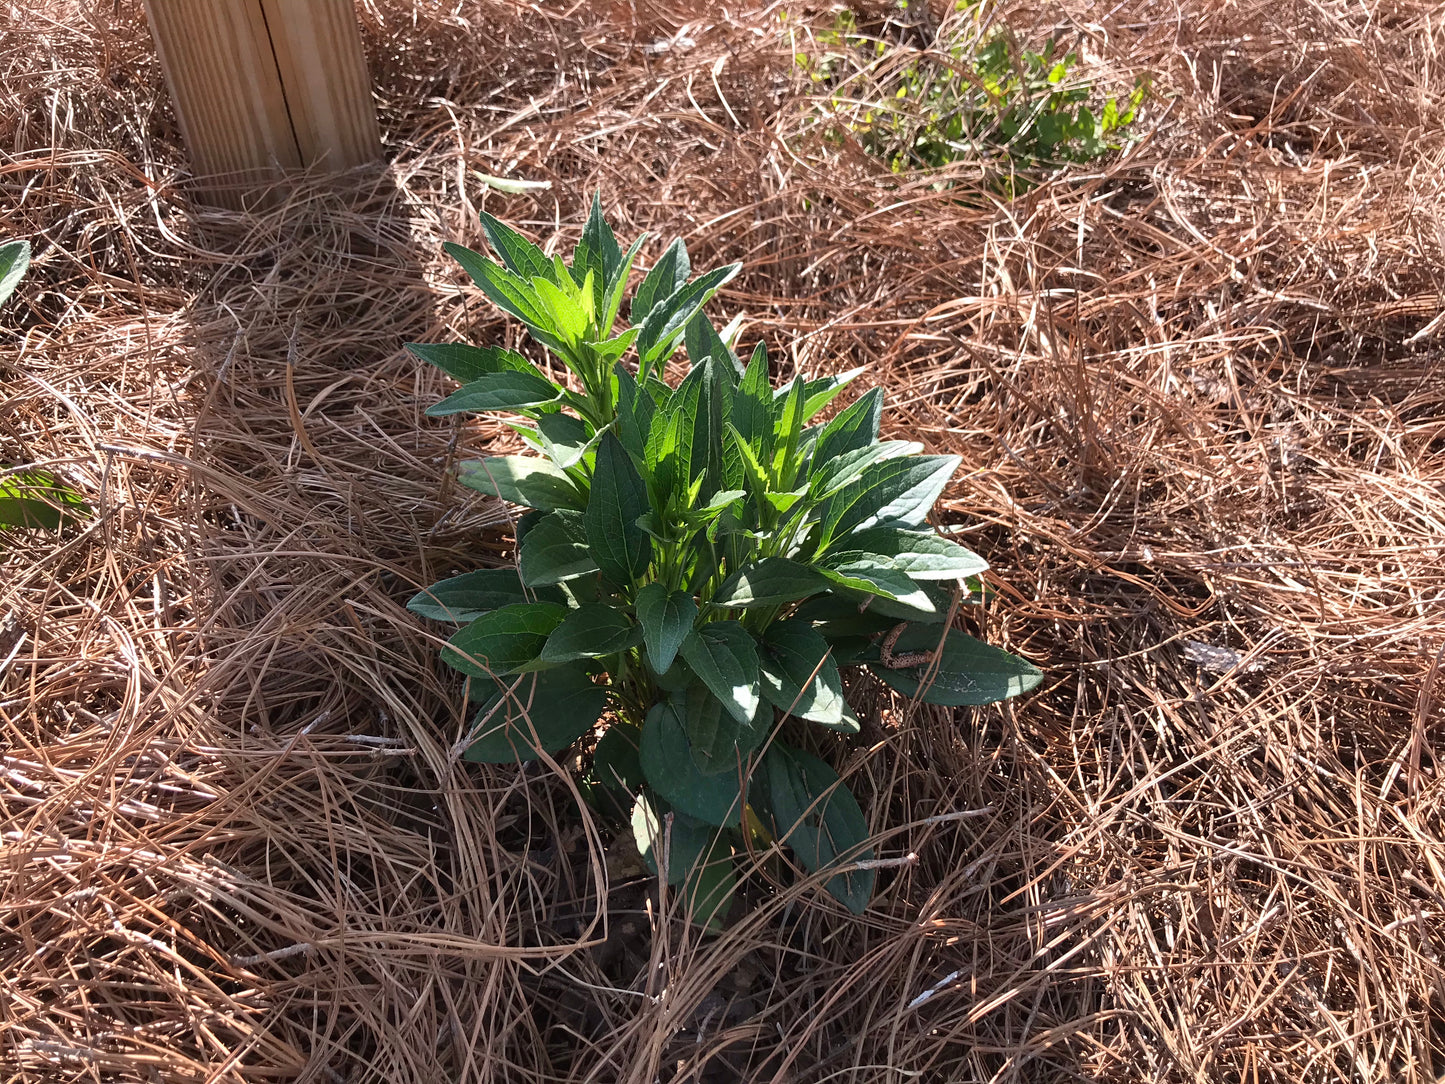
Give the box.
[637,263,741,372]
[817,455,961,551]
[458,456,586,512]
[639,699,747,826]
[463,663,609,762]
[636,583,697,674]
[443,244,570,357]
[817,552,937,613]
[631,792,711,886]
[684,312,740,374]
[796,368,865,422]
[677,621,761,726]
[682,834,737,934]
[757,743,874,913]
[539,603,642,663]
[731,342,774,461]
[811,387,883,467]
[712,558,832,609]
[685,681,771,774]
[808,440,922,500]
[842,528,989,580]
[531,276,591,347]
[407,568,563,623]
[864,626,1043,705]
[519,511,599,585]
[632,237,690,327]
[0,470,88,531]
[572,193,625,320]
[758,619,854,731]
[406,342,533,384]
[442,602,566,677]
[598,237,645,337]
[613,362,655,464]
[477,212,556,282]
[425,369,562,416]
[534,412,599,470]
[586,722,643,819]
[583,326,639,365]
[585,432,653,587]
[645,361,705,505]
[0,239,30,309]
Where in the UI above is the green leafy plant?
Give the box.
[408,198,1041,923]
[795,3,1146,187]
[0,239,90,533]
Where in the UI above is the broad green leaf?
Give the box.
[406,342,533,384]
[531,275,592,348]
[0,240,30,309]
[632,237,690,327]
[712,558,832,609]
[639,699,746,826]
[771,376,807,486]
[585,432,652,587]
[534,412,599,470]
[458,456,586,512]
[463,663,609,762]
[817,455,961,551]
[864,626,1043,705]
[0,470,88,531]
[631,792,712,886]
[442,602,566,677]
[758,619,855,731]
[757,743,874,913]
[613,362,655,464]
[796,368,865,422]
[637,263,741,372]
[731,343,774,463]
[598,237,646,336]
[519,511,599,584]
[842,528,989,580]
[830,579,958,624]
[817,552,937,613]
[677,621,761,726]
[425,370,561,416]
[636,582,696,673]
[808,440,922,500]
[811,387,883,467]
[477,211,556,282]
[695,354,735,500]
[685,681,771,774]
[684,311,740,374]
[443,244,570,357]
[645,361,705,505]
[682,834,737,933]
[407,568,563,623]
[583,326,639,364]
[586,722,643,819]
[572,192,625,320]
[539,603,642,662]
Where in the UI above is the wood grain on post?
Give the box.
[142,0,381,208]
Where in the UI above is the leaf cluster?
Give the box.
[409,198,1041,921]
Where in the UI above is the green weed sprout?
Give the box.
[408,199,1041,924]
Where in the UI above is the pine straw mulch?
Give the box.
[3,0,1444,1081]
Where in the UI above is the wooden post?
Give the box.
[142,0,381,208]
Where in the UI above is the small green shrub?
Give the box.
[0,239,90,533]
[409,199,1041,923]
[796,3,1146,186]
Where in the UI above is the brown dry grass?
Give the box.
[3,0,1444,1081]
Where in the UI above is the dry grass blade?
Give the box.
[2,0,1443,1081]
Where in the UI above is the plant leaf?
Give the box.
[458,456,586,512]
[632,237,690,327]
[573,192,624,319]
[758,619,854,731]
[442,602,566,677]
[842,528,989,580]
[864,626,1043,705]
[684,311,740,374]
[407,568,564,623]
[463,664,609,762]
[816,552,937,613]
[808,440,922,500]
[635,582,697,674]
[585,432,653,587]
[682,834,737,934]
[443,244,570,357]
[712,558,832,609]
[519,510,599,584]
[677,621,761,725]
[539,603,642,663]
[534,412,600,470]
[797,367,865,421]
[0,239,31,309]
[817,455,961,551]
[637,263,741,372]
[756,743,874,913]
[639,699,746,826]
[425,369,562,416]
[477,212,556,282]
[585,722,643,819]
[631,792,711,887]
[405,342,534,383]
[685,681,771,774]
[811,386,883,466]
[0,470,88,531]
